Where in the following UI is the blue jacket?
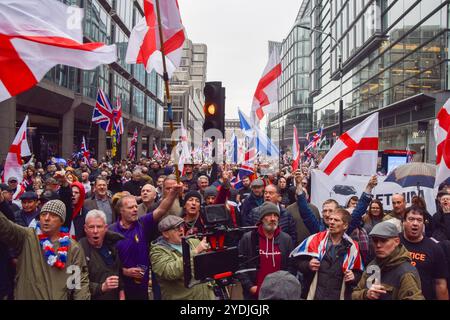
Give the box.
[296,191,372,235]
[244,205,297,244]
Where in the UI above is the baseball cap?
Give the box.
[7,177,18,183]
[369,221,400,239]
[158,215,184,232]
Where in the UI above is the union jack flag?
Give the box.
[128,128,138,160]
[113,95,124,142]
[92,89,114,133]
[81,136,90,165]
[290,230,364,272]
[231,164,255,190]
[305,126,323,152]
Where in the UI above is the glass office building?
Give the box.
[308,0,450,161]
[0,0,164,161]
[269,1,313,151]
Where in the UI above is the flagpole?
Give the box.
[154,0,180,183]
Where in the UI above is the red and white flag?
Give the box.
[128,128,138,160]
[319,113,379,177]
[126,0,185,78]
[81,136,90,165]
[435,99,450,187]
[292,125,301,171]
[2,115,31,185]
[178,119,191,175]
[251,48,282,124]
[0,0,117,102]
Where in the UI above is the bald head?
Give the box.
[392,194,406,217]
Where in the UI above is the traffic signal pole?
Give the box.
[155,0,180,182]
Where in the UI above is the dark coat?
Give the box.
[297,236,362,300]
[240,192,263,227]
[236,228,295,300]
[79,231,125,300]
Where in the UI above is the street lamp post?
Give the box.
[298,25,344,135]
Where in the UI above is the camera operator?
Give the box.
[236,202,295,300]
[150,215,216,300]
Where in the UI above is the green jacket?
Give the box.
[352,244,424,300]
[150,237,216,300]
[0,211,90,300]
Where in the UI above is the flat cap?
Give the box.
[20,191,38,201]
[158,215,184,232]
[369,221,400,239]
[251,178,264,188]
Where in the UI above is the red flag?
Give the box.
[251,48,281,123]
[0,0,116,102]
[319,113,379,177]
[292,125,301,171]
[2,116,31,185]
[126,0,185,78]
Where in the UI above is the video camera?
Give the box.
[182,204,256,298]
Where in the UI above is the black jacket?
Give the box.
[79,231,125,300]
[297,236,362,300]
[236,228,295,299]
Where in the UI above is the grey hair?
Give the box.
[133,169,142,175]
[85,209,107,224]
[197,175,209,183]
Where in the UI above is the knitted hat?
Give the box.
[184,190,202,204]
[204,186,218,198]
[259,202,280,221]
[40,199,66,223]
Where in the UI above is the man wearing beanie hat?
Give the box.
[352,221,424,300]
[244,184,297,244]
[203,186,218,205]
[0,194,90,299]
[236,201,295,300]
[182,191,204,235]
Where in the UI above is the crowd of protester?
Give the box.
[0,155,450,300]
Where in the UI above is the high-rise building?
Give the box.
[163,40,207,148]
[0,0,164,161]
[308,0,450,162]
[268,1,312,152]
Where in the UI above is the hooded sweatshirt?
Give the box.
[67,182,87,240]
[255,224,282,296]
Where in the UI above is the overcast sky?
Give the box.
[178,0,301,119]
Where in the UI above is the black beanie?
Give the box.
[184,190,202,204]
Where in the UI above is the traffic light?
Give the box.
[203,81,225,137]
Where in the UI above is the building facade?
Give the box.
[307,0,450,161]
[269,1,313,152]
[162,40,207,148]
[0,0,164,162]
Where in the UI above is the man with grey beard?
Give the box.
[236,202,295,300]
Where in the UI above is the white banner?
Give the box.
[311,169,437,215]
